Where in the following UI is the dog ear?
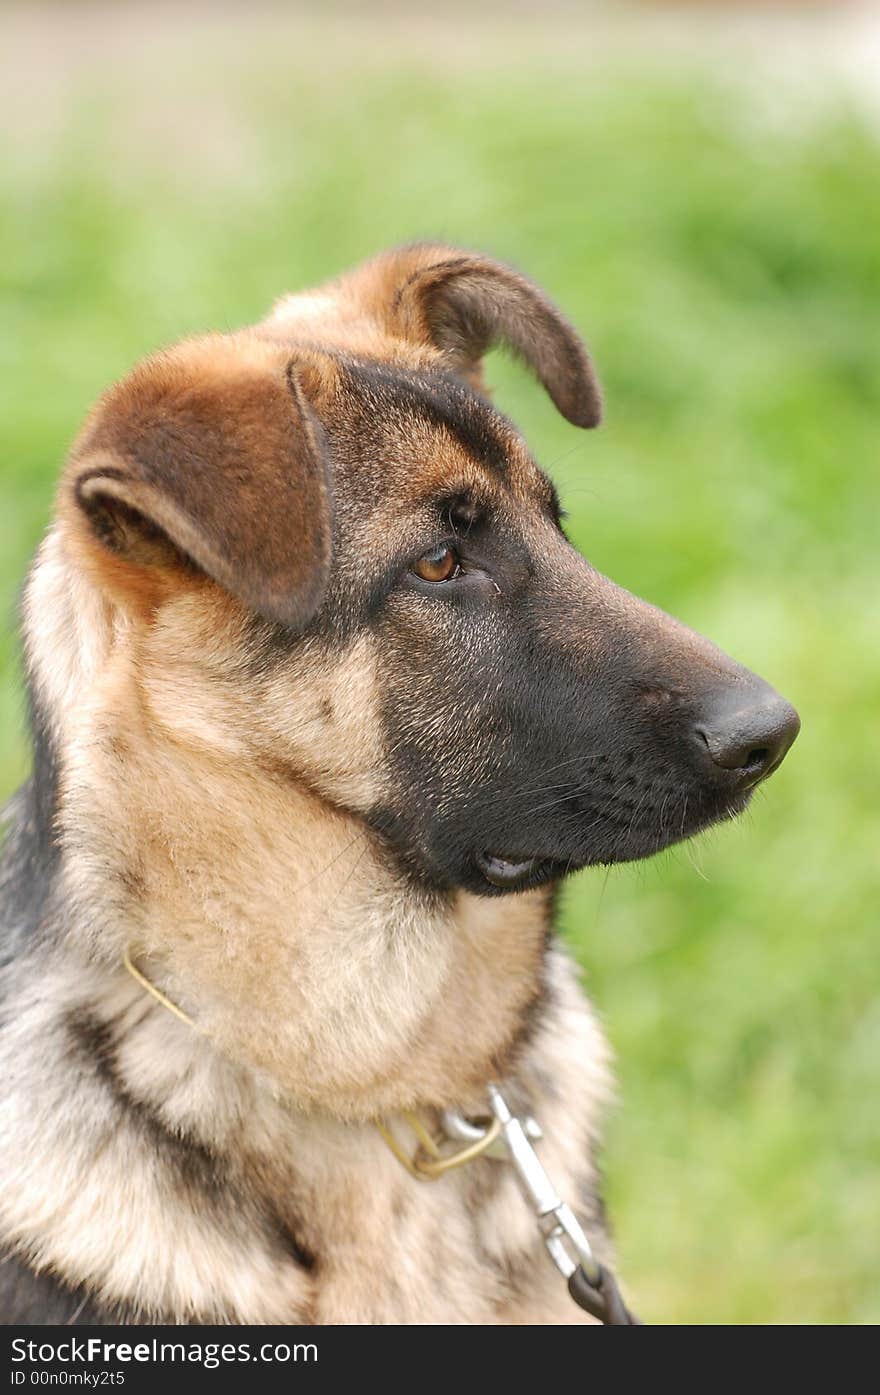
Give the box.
[358,244,602,428]
[66,338,332,629]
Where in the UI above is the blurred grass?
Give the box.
[1,21,878,1323]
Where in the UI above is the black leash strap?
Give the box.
[568,1262,641,1325]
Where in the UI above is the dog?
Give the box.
[0,244,799,1324]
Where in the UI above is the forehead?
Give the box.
[333,358,557,515]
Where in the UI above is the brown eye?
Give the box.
[412,543,461,583]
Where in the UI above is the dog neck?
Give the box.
[53,697,551,1122]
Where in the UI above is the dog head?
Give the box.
[60,243,799,901]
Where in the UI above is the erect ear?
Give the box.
[65,336,333,629]
[351,243,602,428]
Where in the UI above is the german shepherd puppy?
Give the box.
[0,245,798,1324]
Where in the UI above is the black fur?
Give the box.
[0,1252,121,1325]
[0,669,62,967]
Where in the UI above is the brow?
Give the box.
[341,359,513,475]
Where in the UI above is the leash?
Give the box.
[123,949,639,1325]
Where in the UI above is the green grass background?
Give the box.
[2,9,878,1324]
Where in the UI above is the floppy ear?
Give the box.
[361,244,602,428]
[66,338,332,629]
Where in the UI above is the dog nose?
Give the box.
[695,687,800,786]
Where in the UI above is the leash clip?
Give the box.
[486,1082,601,1286]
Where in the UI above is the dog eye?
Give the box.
[411,543,461,583]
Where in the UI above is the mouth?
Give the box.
[473,786,751,894]
[475,851,568,893]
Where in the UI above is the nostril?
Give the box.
[696,728,768,774]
